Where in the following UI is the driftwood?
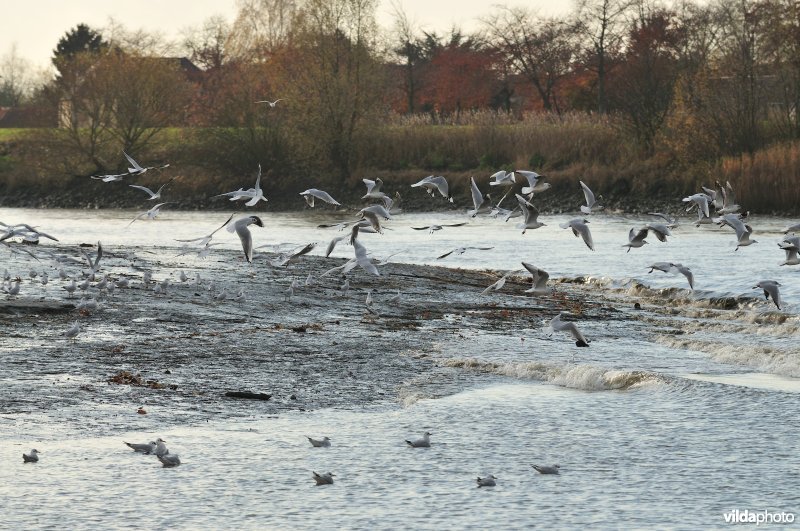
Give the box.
[224,391,272,401]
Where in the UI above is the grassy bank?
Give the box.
[1,115,799,215]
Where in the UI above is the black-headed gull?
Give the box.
[411,175,452,202]
[227,216,264,263]
[548,313,589,347]
[405,431,432,448]
[579,181,603,213]
[22,449,40,463]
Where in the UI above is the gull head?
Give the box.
[250,216,264,228]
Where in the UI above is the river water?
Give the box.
[1,206,799,529]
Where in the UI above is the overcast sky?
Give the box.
[1,1,573,72]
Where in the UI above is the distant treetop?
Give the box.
[52,24,107,67]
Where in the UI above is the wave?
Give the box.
[440,358,663,392]
[656,336,800,378]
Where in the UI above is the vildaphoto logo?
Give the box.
[723,509,795,525]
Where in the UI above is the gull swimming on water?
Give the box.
[125,441,157,454]
[23,449,40,463]
[312,471,335,485]
[227,216,264,263]
[548,313,589,347]
[158,453,181,467]
[411,175,452,202]
[476,475,497,487]
[154,438,169,457]
[405,431,432,448]
[532,464,560,475]
[753,280,782,310]
[307,436,331,448]
[559,218,594,251]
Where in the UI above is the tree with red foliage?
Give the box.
[419,32,499,118]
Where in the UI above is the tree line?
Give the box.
[2,0,800,209]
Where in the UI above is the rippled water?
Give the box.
[1,206,799,529]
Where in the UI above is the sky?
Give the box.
[1,0,574,73]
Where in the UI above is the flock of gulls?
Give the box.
[4,148,800,479]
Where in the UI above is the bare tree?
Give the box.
[575,0,634,113]
[229,0,298,59]
[484,7,578,113]
[0,44,36,106]
[390,2,424,114]
[283,0,385,178]
[182,16,234,70]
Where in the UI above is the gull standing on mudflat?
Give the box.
[64,321,80,339]
[559,218,594,251]
[753,280,782,310]
[227,216,264,263]
[410,175,452,202]
[548,313,589,347]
